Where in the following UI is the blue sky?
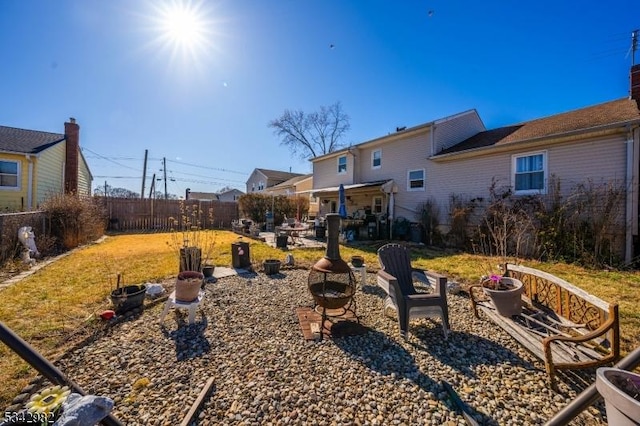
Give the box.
[1,1,639,197]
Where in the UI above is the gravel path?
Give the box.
[38,269,605,425]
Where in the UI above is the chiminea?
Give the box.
[308,214,357,335]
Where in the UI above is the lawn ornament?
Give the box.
[18,226,39,266]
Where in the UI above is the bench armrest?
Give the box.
[376,270,403,308]
[542,305,620,370]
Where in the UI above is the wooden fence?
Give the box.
[101,198,239,232]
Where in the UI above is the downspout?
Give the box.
[624,127,639,264]
[25,154,33,210]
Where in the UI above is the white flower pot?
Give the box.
[596,367,640,425]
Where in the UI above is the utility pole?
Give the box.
[104,181,108,198]
[149,173,156,199]
[140,149,148,199]
[163,157,168,200]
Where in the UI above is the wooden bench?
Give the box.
[469,263,620,389]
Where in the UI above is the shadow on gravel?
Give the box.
[161,317,211,361]
[410,329,536,377]
[333,328,496,425]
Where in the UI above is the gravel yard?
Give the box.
[32,268,607,425]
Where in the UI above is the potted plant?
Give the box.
[175,270,204,302]
[596,367,640,425]
[168,202,217,274]
[480,273,524,317]
[110,273,146,314]
[202,261,215,279]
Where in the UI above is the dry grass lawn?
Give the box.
[0,232,639,408]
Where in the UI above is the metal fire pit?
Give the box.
[308,214,358,338]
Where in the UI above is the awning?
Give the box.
[307,180,394,197]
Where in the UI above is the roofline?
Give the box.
[430,120,640,161]
[311,109,479,163]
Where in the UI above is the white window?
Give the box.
[337,155,347,174]
[372,196,383,214]
[372,149,381,169]
[251,183,256,192]
[258,181,265,191]
[407,169,425,191]
[0,161,19,188]
[512,152,546,194]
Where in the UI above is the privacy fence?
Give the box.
[101,198,239,232]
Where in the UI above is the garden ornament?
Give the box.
[18,226,39,266]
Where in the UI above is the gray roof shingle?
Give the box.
[437,98,640,155]
[0,126,65,154]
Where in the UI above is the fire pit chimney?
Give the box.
[308,214,357,338]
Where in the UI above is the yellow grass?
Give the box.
[0,233,639,408]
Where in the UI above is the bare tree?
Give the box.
[268,101,350,160]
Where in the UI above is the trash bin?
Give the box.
[276,234,288,248]
[232,241,250,268]
[315,226,326,239]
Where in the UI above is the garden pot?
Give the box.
[596,367,640,425]
[175,271,204,302]
[202,265,215,278]
[482,277,524,317]
[110,285,146,314]
[351,255,364,268]
[263,259,281,275]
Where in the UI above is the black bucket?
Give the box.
[110,285,146,314]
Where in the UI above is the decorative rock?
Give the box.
[1,269,603,425]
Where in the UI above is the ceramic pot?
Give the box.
[175,271,204,302]
[482,277,524,317]
[596,367,640,425]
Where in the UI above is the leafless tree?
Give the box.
[268,101,350,160]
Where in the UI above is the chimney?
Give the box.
[64,118,79,195]
[631,64,640,102]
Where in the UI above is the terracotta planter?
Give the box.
[596,368,640,425]
[263,259,281,275]
[175,271,204,302]
[482,277,524,317]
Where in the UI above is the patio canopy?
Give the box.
[308,180,394,197]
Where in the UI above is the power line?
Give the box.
[82,148,141,171]
[165,158,248,175]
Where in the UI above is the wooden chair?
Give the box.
[377,243,449,339]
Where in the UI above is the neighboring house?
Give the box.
[266,174,319,218]
[310,109,485,225]
[0,118,92,211]
[186,191,219,201]
[217,188,244,202]
[186,188,244,202]
[245,168,304,193]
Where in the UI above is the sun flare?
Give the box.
[159,2,206,49]
[148,0,217,68]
